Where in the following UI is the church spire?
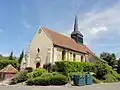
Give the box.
[71,15,84,44]
[74,15,79,31]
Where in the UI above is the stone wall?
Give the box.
[54,46,88,62]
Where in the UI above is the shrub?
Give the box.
[103,74,118,83]
[93,76,103,84]
[41,72,62,78]
[110,70,120,80]
[27,68,47,78]
[41,73,53,77]
[26,73,68,85]
[93,62,110,79]
[50,75,68,85]
[10,70,28,84]
[27,76,51,85]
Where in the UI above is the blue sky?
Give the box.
[0,0,120,57]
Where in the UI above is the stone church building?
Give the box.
[21,16,102,70]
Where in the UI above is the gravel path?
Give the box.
[0,83,120,90]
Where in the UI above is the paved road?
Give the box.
[0,83,120,90]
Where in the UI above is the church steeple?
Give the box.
[74,15,79,32]
[71,15,83,44]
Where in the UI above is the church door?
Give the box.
[36,62,40,68]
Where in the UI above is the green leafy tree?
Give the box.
[9,51,13,60]
[100,52,116,67]
[18,50,24,64]
[117,59,120,74]
[93,62,109,79]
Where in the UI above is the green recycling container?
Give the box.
[85,74,93,85]
[72,74,86,86]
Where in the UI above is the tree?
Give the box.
[117,59,120,74]
[118,59,120,67]
[18,50,24,64]
[9,51,13,60]
[100,52,116,68]
[93,62,109,79]
[0,54,3,60]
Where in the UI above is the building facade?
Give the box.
[21,16,96,70]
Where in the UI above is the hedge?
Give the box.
[52,61,93,75]
[27,68,47,79]
[26,73,68,85]
[0,60,19,69]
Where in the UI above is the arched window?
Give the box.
[62,49,65,60]
[37,48,40,53]
[81,55,83,62]
[73,53,76,61]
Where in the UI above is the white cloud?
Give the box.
[90,26,108,35]
[22,20,31,29]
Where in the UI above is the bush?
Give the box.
[50,75,68,85]
[27,68,47,78]
[103,74,119,83]
[27,77,51,85]
[93,62,111,79]
[110,70,120,80]
[0,60,19,69]
[10,70,28,84]
[26,73,68,85]
[93,76,103,84]
[52,61,93,75]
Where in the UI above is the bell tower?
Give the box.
[71,15,83,44]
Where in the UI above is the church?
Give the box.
[21,16,102,70]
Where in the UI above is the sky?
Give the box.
[0,0,120,57]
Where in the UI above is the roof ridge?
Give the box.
[41,26,73,40]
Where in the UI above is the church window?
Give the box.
[37,48,40,53]
[73,53,75,61]
[81,55,83,62]
[62,49,65,60]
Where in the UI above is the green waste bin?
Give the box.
[72,74,86,86]
[85,74,93,85]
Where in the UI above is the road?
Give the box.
[0,83,120,90]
